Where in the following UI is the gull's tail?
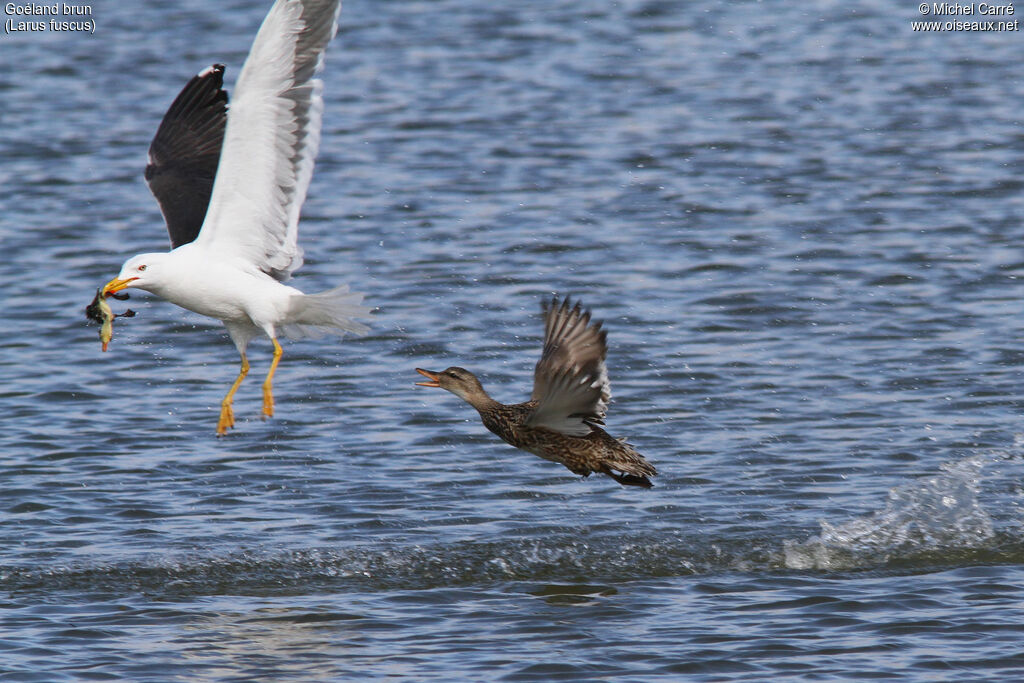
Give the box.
[284,284,371,339]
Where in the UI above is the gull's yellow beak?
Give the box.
[415,368,441,387]
[101,276,138,297]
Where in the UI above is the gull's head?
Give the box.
[103,253,170,297]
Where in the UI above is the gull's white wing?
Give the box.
[525,297,612,437]
[195,0,341,281]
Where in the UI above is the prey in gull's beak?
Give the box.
[415,368,441,387]
[85,287,136,352]
[101,276,139,297]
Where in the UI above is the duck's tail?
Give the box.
[601,438,657,488]
[284,284,372,339]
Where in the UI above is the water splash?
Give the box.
[784,455,997,570]
[0,531,791,597]
[6,450,1023,598]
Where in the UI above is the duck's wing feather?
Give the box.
[145,64,228,249]
[194,0,341,281]
[525,296,611,437]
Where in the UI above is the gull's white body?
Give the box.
[121,247,298,333]
[107,0,368,433]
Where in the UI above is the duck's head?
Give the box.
[415,366,489,405]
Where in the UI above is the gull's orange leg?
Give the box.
[261,338,283,419]
[217,354,250,436]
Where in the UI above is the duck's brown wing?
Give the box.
[525,296,611,437]
[144,64,228,249]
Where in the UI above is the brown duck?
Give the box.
[416,296,657,487]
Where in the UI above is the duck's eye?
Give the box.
[137,264,147,272]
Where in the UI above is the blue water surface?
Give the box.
[2,0,1024,679]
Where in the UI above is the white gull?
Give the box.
[102,0,369,435]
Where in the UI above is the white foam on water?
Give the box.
[784,454,999,571]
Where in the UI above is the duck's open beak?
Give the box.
[101,276,139,297]
[415,368,441,387]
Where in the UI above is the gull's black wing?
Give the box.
[144,64,228,249]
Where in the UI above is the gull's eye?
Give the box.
[137,264,147,272]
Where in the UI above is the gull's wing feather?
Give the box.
[526,297,611,437]
[195,0,341,281]
[145,64,228,249]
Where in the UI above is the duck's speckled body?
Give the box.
[416,297,657,487]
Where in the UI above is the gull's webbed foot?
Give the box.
[217,354,250,436]
[261,338,282,421]
[261,385,274,420]
[217,400,235,436]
